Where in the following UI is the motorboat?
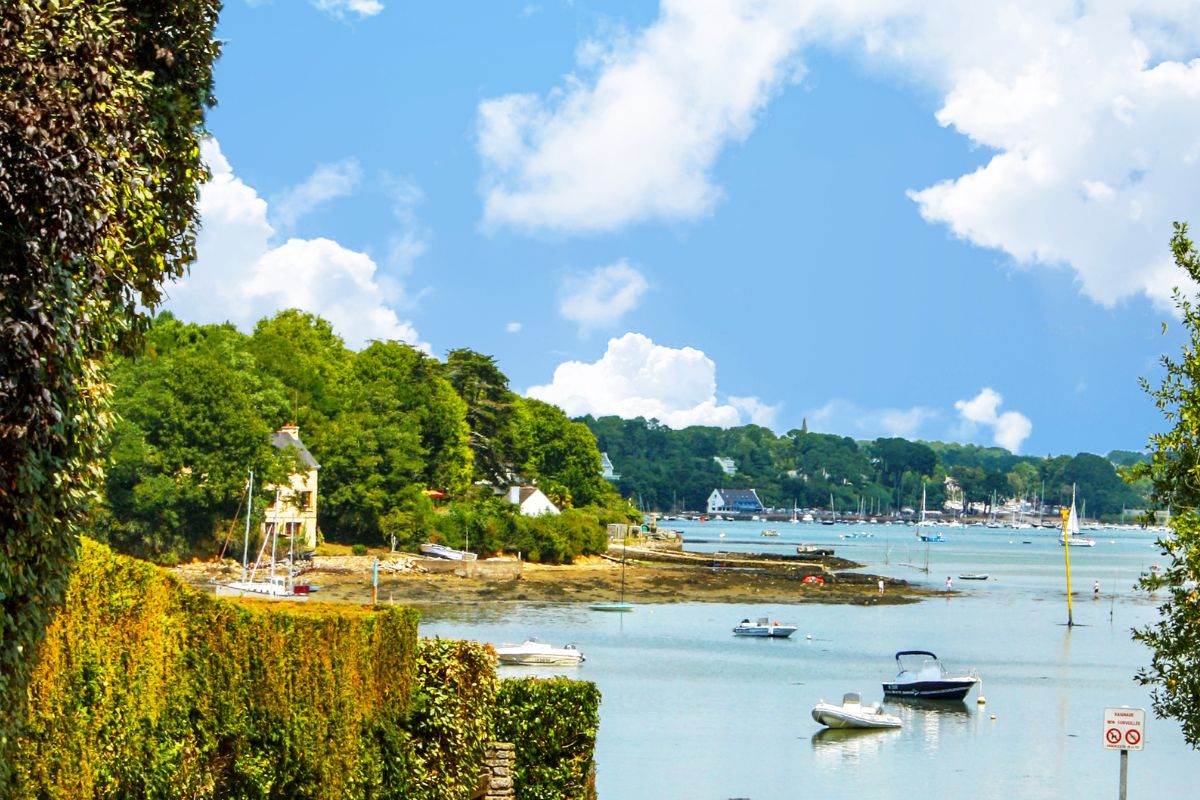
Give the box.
[733,617,797,638]
[761,529,780,537]
[493,639,585,666]
[420,542,478,561]
[957,573,989,581]
[796,544,835,556]
[812,692,902,729]
[882,650,979,700]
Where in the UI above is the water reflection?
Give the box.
[811,727,901,764]
[886,698,976,754]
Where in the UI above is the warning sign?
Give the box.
[1103,707,1145,751]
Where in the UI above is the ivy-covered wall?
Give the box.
[494,678,601,800]
[12,539,426,799]
[9,541,602,800]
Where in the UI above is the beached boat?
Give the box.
[812,692,902,729]
[882,651,978,700]
[733,617,797,638]
[494,639,584,666]
[796,544,835,556]
[420,542,478,561]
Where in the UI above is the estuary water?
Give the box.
[417,520,1196,799]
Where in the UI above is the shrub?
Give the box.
[494,678,601,800]
[351,543,369,556]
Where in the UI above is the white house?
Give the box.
[506,485,560,516]
[706,488,764,515]
[600,452,620,481]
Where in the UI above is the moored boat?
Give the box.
[958,572,989,580]
[882,650,979,700]
[494,639,585,666]
[812,692,902,729]
[733,617,797,638]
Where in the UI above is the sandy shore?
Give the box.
[176,546,934,608]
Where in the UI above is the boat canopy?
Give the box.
[894,650,938,660]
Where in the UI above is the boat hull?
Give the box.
[494,640,584,666]
[589,602,635,612]
[811,702,901,729]
[733,624,797,638]
[881,679,977,700]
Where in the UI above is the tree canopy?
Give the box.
[1130,221,1200,748]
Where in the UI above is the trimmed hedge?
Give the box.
[12,540,600,800]
[494,678,601,800]
[13,539,422,799]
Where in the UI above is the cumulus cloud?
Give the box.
[478,0,1200,306]
[272,159,362,229]
[954,387,1033,453]
[164,138,424,351]
[807,400,940,440]
[728,395,782,429]
[313,0,383,19]
[478,0,810,232]
[526,332,769,429]
[558,261,649,331]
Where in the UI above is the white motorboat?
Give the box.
[420,542,478,561]
[733,617,798,638]
[493,639,585,666]
[882,650,979,700]
[812,693,902,729]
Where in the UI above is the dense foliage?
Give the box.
[0,0,220,783]
[97,312,629,564]
[13,539,424,798]
[494,678,601,800]
[1130,221,1200,748]
[584,416,1149,518]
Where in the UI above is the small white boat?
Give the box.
[957,573,989,581]
[420,542,478,561]
[1059,535,1095,547]
[761,529,780,537]
[812,693,902,729]
[494,639,584,666]
[733,617,798,638]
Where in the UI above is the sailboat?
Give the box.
[215,470,309,600]
[590,537,634,612]
[821,493,836,525]
[790,500,800,524]
[916,483,944,542]
[1059,486,1095,547]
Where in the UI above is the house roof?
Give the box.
[272,429,320,469]
[714,488,761,503]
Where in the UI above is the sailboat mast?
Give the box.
[1063,483,1076,627]
[241,470,254,583]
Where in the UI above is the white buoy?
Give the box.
[806,634,813,640]
[977,679,986,705]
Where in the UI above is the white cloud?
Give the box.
[526,332,767,429]
[506,322,523,333]
[272,159,362,229]
[807,400,939,440]
[478,0,810,232]
[728,396,782,429]
[165,138,424,351]
[313,0,383,19]
[954,387,1033,453]
[558,261,649,331]
[478,0,1200,306]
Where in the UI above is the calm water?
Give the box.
[418,520,1196,799]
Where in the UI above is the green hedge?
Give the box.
[13,539,422,799]
[494,678,601,800]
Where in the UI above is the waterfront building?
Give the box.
[506,485,561,516]
[706,488,764,515]
[263,424,320,549]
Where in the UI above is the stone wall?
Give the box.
[472,742,515,799]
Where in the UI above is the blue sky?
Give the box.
[163,0,1200,458]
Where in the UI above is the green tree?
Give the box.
[99,319,288,562]
[443,348,517,487]
[0,1,220,776]
[248,309,353,429]
[1129,221,1200,747]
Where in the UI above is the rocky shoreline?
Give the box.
[175,544,934,608]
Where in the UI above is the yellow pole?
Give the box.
[1061,507,1074,626]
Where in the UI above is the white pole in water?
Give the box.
[241,470,254,583]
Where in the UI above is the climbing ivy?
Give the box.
[0,1,220,782]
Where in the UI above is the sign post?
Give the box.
[1103,706,1145,800]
